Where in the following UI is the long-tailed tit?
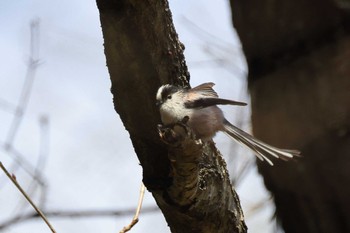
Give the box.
[156,82,300,165]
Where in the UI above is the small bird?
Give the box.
[156,82,300,165]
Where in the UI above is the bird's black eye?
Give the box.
[167,95,172,99]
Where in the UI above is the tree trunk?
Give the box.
[230,0,350,232]
[96,1,247,232]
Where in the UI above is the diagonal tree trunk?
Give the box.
[230,0,350,232]
[96,1,247,232]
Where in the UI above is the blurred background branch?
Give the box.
[0,207,159,231]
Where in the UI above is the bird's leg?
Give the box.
[157,116,194,145]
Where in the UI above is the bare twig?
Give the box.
[181,16,245,75]
[0,162,56,233]
[0,143,47,186]
[0,18,44,191]
[119,183,146,233]
[4,19,41,150]
[181,16,234,49]
[37,115,50,208]
[0,98,17,114]
[0,206,159,230]
[16,115,50,212]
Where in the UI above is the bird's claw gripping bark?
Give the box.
[158,116,193,145]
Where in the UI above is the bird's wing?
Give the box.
[185,97,247,109]
[185,82,247,108]
[189,82,218,97]
[185,83,246,108]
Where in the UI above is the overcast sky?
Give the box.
[0,1,277,232]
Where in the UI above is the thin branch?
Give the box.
[0,162,56,233]
[181,16,246,76]
[16,115,50,212]
[0,207,160,230]
[119,183,146,233]
[4,18,41,150]
[0,143,47,186]
[30,18,40,61]
[37,115,50,208]
[0,98,17,114]
[201,45,245,75]
[0,19,46,190]
[181,16,235,49]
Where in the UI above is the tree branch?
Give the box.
[96,1,247,232]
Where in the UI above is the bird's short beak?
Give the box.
[156,100,162,107]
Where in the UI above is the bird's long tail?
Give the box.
[223,119,301,165]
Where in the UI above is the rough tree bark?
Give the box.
[230,0,350,232]
[96,1,247,232]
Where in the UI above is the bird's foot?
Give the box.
[158,116,194,145]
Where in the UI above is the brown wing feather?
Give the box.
[186,83,246,108]
[189,82,218,97]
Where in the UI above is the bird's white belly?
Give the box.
[160,106,192,125]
